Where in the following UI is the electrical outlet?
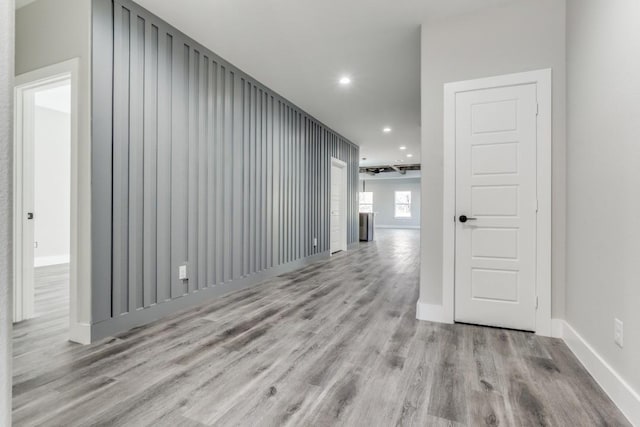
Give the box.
[614,318,624,348]
[178,264,188,281]
[313,237,318,247]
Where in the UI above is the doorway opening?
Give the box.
[357,162,422,248]
[13,62,77,350]
[330,157,348,254]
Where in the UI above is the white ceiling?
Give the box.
[136,0,519,166]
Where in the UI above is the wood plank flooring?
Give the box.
[12,230,629,426]
[13,263,69,359]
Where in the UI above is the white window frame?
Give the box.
[394,190,412,219]
[359,191,373,213]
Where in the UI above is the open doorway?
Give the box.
[330,157,348,254]
[13,61,77,350]
[357,163,422,267]
[358,165,422,232]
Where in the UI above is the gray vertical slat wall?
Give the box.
[92,0,359,335]
[91,0,114,321]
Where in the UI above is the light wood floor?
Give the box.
[12,230,629,426]
[13,263,69,359]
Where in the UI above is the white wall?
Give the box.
[33,103,71,267]
[0,0,15,423]
[16,0,91,328]
[419,0,567,316]
[566,0,640,400]
[360,178,421,229]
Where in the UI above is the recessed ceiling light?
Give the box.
[406,154,413,158]
[399,146,406,150]
[339,76,351,85]
[383,127,392,133]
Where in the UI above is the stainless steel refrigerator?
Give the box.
[359,213,374,242]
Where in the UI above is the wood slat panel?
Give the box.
[99,0,359,334]
[129,14,144,311]
[91,0,115,322]
[142,22,158,307]
[169,40,189,299]
[156,30,172,303]
[112,4,130,316]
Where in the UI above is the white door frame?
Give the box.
[13,59,80,337]
[330,157,348,254]
[442,69,552,336]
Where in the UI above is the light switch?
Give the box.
[178,264,188,281]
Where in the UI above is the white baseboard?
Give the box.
[34,254,70,267]
[69,321,91,345]
[554,319,639,425]
[416,301,453,324]
[376,225,421,230]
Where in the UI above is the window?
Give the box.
[359,192,373,213]
[395,191,412,218]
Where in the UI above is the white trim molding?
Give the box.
[13,58,85,343]
[330,157,349,254]
[553,319,640,425]
[69,321,92,345]
[1,0,15,424]
[416,301,452,324]
[441,69,553,336]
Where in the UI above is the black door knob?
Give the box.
[27,212,34,220]
[459,215,477,223]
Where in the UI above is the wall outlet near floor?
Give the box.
[614,318,623,348]
[313,237,318,247]
[178,264,188,281]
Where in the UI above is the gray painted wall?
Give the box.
[419,0,567,317]
[566,0,640,396]
[360,178,421,229]
[0,0,14,422]
[91,0,359,338]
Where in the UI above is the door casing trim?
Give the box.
[330,157,348,254]
[13,58,86,341]
[442,69,552,336]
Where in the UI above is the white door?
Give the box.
[330,159,346,254]
[13,75,72,323]
[454,83,537,331]
[15,88,37,322]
